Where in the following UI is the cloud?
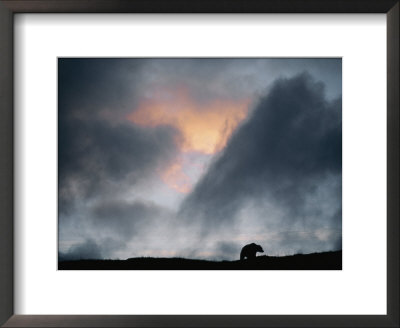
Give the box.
[58,118,180,214]
[179,73,342,252]
[214,241,241,260]
[90,199,172,240]
[135,58,341,104]
[58,59,184,259]
[58,58,145,120]
[58,237,131,261]
[127,88,250,154]
[59,198,181,261]
[58,239,102,261]
[58,58,183,216]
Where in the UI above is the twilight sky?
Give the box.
[58,58,342,261]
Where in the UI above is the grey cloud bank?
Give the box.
[179,73,342,256]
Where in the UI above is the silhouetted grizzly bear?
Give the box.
[240,243,264,260]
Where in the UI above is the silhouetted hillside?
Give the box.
[58,250,341,270]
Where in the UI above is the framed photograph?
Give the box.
[0,1,398,327]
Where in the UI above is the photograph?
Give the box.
[58,58,342,270]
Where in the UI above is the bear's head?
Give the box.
[255,244,264,253]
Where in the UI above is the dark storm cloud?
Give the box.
[180,73,341,235]
[58,58,342,120]
[58,117,179,214]
[58,58,145,119]
[58,60,181,214]
[138,58,342,104]
[58,59,183,261]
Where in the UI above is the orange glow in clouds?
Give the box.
[128,89,250,154]
[159,160,192,194]
[128,89,250,193]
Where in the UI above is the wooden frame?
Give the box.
[0,1,398,327]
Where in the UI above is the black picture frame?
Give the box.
[0,1,398,327]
